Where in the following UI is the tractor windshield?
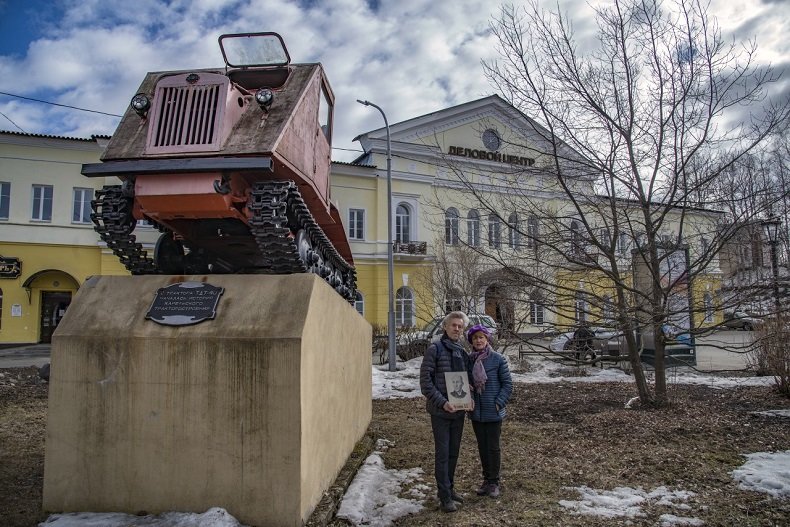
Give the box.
[219,32,291,68]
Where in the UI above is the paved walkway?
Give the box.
[0,344,52,368]
[0,330,760,371]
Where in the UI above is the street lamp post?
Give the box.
[357,99,397,372]
[762,216,781,315]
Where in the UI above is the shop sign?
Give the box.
[0,257,21,278]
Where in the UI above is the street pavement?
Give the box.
[0,344,52,368]
[0,330,762,371]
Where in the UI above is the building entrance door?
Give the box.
[40,291,72,343]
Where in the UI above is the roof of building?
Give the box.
[0,129,110,142]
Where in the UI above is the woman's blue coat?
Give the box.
[469,351,513,422]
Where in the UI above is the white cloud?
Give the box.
[0,0,787,157]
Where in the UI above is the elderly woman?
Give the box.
[466,324,513,498]
[419,311,473,513]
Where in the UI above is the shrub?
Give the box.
[749,316,790,397]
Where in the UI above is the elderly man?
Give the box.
[419,311,473,513]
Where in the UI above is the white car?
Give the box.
[396,314,499,358]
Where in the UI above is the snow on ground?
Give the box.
[39,353,789,527]
[335,439,428,526]
[39,507,248,527]
[731,450,790,498]
[558,485,696,520]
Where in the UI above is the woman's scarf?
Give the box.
[469,344,492,393]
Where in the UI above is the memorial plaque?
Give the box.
[145,281,224,326]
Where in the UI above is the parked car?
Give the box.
[549,326,624,359]
[723,311,762,331]
[396,314,498,360]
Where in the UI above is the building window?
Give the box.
[444,288,463,313]
[467,209,480,247]
[600,228,611,249]
[617,232,629,254]
[354,291,364,316]
[445,207,460,245]
[395,287,414,327]
[704,292,714,323]
[527,215,539,248]
[602,295,614,324]
[488,214,501,249]
[395,204,411,243]
[508,212,520,250]
[571,220,583,256]
[348,208,365,240]
[31,184,53,222]
[0,182,9,220]
[575,291,587,323]
[72,188,93,224]
[529,300,544,324]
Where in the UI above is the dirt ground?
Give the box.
[2,365,790,527]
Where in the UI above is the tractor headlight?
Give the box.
[130,93,151,117]
[255,88,274,110]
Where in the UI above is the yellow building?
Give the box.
[345,96,724,334]
[0,96,725,344]
[0,131,158,345]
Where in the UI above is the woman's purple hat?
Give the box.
[466,324,491,343]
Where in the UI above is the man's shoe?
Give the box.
[476,483,491,496]
[450,491,464,503]
[440,499,458,513]
[488,484,501,498]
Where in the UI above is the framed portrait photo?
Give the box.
[444,371,473,410]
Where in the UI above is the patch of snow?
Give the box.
[372,359,422,400]
[750,409,790,418]
[559,485,697,520]
[38,507,247,527]
[731,450,790,498]
[335,439,426,526]
[659,513,705,526]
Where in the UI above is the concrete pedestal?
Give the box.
[43,274,372,527]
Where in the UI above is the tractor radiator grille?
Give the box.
[151,84,221,148]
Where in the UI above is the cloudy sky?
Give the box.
[0,0,787,162]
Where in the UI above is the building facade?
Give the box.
[1,96,732,344]
[0,132,158,345]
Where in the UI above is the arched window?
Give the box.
[445,207,460,245]
[467,209,480,247]
[508,212,520,250]
[527,215,539,248]
[395,204,411,243]
[396,287,415,327]
[488,214,501,249]
[704,292,714,323]
[354,291,364,316]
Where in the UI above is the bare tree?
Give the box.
[456,0,790,406]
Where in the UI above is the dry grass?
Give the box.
[2,366,790,527]
[364,380,790,526]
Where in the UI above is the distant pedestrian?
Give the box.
[466,324,512,499]
[419,311,473,513]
